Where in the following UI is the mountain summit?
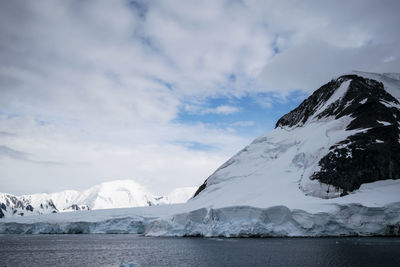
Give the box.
[193,72,400,205]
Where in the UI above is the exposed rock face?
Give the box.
[276,75,399,128]
[25,205,34,212]
[193,181,207,198]
[278,75,400,194]
[63,204,90,211]
[0,194,59,218]
[194,74,400,198]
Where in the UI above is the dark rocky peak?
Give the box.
[307,75,400,195]
[193,73,400,200]
[275,75,399,129]
[2,194,26,209]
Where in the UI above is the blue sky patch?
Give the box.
[176,90,308,144]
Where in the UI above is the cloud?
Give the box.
[0,145,28,161]
[254,96,274,109]
[257,0,400,92]
[201,105,240,115]
[0,131,16,137]
[0,144,63,165]
[230,121,255,128]
[0,0,399,194]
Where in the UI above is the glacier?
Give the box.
[1,179,400,236]
[1,200,400,236]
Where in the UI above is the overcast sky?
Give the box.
[1,0,399,195]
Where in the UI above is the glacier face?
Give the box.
[145,202,400,237]
[0,180,197,218]
[1,201,399,237]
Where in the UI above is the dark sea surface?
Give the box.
[0,235,400,267]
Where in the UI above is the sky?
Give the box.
[1,0,399,195]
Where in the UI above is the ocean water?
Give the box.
[0,235,400,266]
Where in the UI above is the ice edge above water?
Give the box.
[1,202,399,237]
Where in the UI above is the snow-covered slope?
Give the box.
[70,180,156,210]
[0,180,196,218]
[162,187,198,204]
[191,72,400,208]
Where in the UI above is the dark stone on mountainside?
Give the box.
[0,203,6,211]
[69,204,79,210]
[193,179,207,198]
[25,204,34,212]
[47,200,58,211]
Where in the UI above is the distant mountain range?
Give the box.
[0,180,196,218]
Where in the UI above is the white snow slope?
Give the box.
[1,72,399,236]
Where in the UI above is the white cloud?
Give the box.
[254,96,274,109]
[255,0,400,92]
[230,121,255,127]
[0,0,399,194]
[201,105,240,115]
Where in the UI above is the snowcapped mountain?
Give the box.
[70,180,157,210]
[0,194,57,218]
[0,180,197,218]
[2,72,400,237]
[191,72,400,208]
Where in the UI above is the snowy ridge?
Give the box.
[0,180,197,218]
[0,193,58,218]
[352,71,400,100]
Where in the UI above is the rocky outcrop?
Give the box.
[0,194,58,218]
[306,76,400,194]
[63,204,90,211]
